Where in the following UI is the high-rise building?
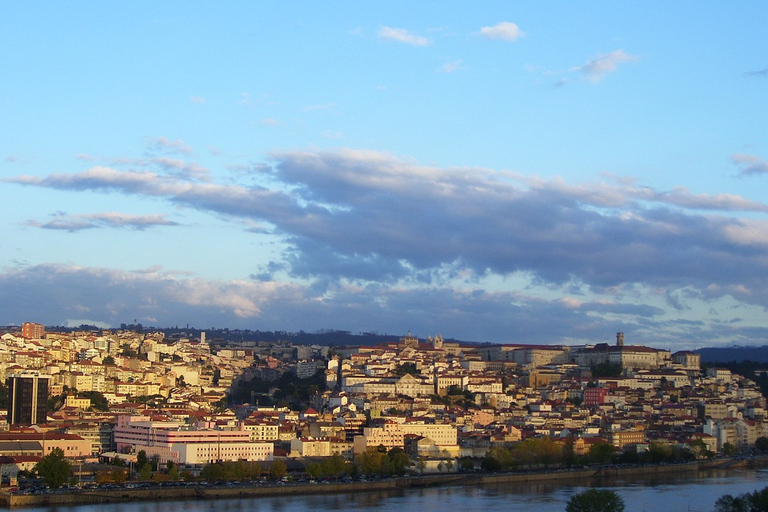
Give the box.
[7,373,49,425]
[21,322,45,339]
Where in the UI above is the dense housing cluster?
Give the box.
[0,323,763,485]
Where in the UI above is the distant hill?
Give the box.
[696,346,768,363]
[25,325,481,348]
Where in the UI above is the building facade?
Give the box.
[7,373,49,425]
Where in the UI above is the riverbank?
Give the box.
[1,457,759,509]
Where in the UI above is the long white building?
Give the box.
[114,417,273,465]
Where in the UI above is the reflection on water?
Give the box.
[20,469,768,512]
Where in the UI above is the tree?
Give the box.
[714,494,749,512]
[587,442,615,465]
[324,453,348,480]
[756,436,768,453]
[722,442,737,456]
[715,485,768,512]
[138,463,153,481]
[200,462,225,483]
[566,489,625,512]
[111,469,126,484]
[102,355,115,365]
[388,447,411,476]
[356,447,392,476]
[34,448,72,489]
[136,450,148,470]
[459,456,475,472]
[0,382,7,409]
[269,458,288,480]
[393,363,418,376]
[591,362,622,378]
[79,391,109,411]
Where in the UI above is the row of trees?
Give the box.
[567,485,768,512]
[480,437,711,472]
[715,485,768,512]
[200,459,287,482]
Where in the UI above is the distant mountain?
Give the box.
[696,346,768,363]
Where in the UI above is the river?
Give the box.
[18,469,768,512]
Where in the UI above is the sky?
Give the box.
[2,2,768,350]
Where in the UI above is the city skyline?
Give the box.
[2,3,768,350]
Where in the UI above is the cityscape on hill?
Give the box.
[0,321,766,492]
[3,3,768,509]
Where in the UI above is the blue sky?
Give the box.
[2,2,768,349]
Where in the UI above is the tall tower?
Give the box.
[401,332,419,348]
[7,373,49,425]
[616,332,624,347]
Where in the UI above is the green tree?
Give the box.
[393,363,418,376]
[722,442,737,456]
[200,462,225,483]
[459,456,475,472]
[388,447,411,476]
[102,355,115,365]
[512,438,562,469]
[714,486,768,512]
[136,450,148,470]
[756,436,768,453]
[484,445,514,470]
[34,448,72,489]
[587,442,614,465]
[646,441,672,463]
[79,391,109,411]
[269,458,288,480]
[111,469,126,484]
[566,489,625,512]
[356,447,392,476]
[138,463,153,481]
[324,453,348,480]
[714,495,749,512]
[0,382,7,409]
[305,462,324,479]
[590,362,622,378]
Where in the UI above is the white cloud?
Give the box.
[9,149,768,318]
[442,59,463,73]
[8,148,768,347]
[146,136,193,155]
[731,153,768,176]
[25,211,179,232]
[378,26,430,46]
[0,262,764,348]
[479,22,524,41]
[152,157,211,181]
[572,49,638,83]
[189,95,206,104]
